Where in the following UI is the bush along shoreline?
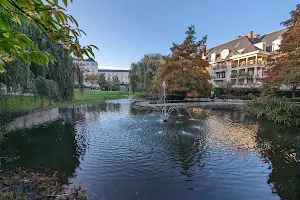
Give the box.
[0,169,87,200]
[244,97,300,127]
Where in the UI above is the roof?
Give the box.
[259,29,287,52]
[206,36,258,62]
[206,28,287,62]
[98,69,129,73]
[73,58,97,63]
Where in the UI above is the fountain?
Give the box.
[154,81,180,122]
[133,81,188,123]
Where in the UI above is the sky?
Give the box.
[68,0,298,70]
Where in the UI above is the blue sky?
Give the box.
[68,0,298,69]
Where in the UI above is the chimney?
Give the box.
[236,36,242,39]
[248,31,253,39]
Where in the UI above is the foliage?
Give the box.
[84,73,100,89]
[0,0,98,72]
[98,73,107,86]
[110,76,120,91]
[155,25,211,94]
[0,170,87,199]
[244,97,300,127]
[262,4,300,97]
[34,76,59,104]
[286,97,300,102]
[0,22,75,108]
[130,54,162,95]
[75,62,84,96]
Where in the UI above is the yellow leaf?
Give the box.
[15,15,21,24]
[3,33,9,38]
[3,57,13,62]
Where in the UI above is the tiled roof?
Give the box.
[206,36,258,62]
[98,69,129,73]
[206,29,287,62]
[259,29,287,52]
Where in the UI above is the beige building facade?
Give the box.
[206,29,286,88]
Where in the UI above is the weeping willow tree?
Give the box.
[0,22,75,111]
[129,54,162,95]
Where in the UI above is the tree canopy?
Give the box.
[0,22,76,108]
[155,25,211,94]
[110,76,120,91]
[129,54,162,95]
[0,0,98,72]
[85,73,100,89]
[263,4,300,97]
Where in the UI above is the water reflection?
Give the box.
[255,122,300,199]
[0,101,299,200]
[0,120,81,181]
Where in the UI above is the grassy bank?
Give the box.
[74,89,142,100]
[0,90,143,113]
[0,96,51,112]
[244,98,300,127]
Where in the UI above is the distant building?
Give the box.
[98,69,130,84]
[73,58,98,87]
[206,29,286,88]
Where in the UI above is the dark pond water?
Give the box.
[1,100,300,200]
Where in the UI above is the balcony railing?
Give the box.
[212,65,226,70]
[231,60,267,68]
[211,75,225,80]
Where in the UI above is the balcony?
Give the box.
[212,64,227,72]
[234,60,267,69]
[211,75,225,80]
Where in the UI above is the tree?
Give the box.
[263,4,300,97]
[0,22,76,106]
[129,68,138,94]
[155,25,212,94]
[85,73,100,89]
[0,0,98,72]
[129,54,162,95]
[111,76,120,91]
[98,73,107,89]
[75,62,84,96]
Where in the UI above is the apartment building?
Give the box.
[98,69,130,84]
[73,58,98,74]
[206,29,286,87]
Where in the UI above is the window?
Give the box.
[272,44,279,51]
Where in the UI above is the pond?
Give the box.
[1,100,300,200]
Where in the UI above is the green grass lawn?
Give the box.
[0,90,143,112]
[74,89,142,100]
[0,96,51,112]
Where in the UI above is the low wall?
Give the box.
[135,100,245,110]
[5,108,60,132]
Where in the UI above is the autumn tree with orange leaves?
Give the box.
[263,4,300,97]
[155,25,211,94]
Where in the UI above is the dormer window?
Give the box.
[237,48,245,54]
[211,53,216,62]
[272,44,280,51]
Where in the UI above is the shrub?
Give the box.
[286,97,300,102]
[244,98,300,127]
[165,94,185,101]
